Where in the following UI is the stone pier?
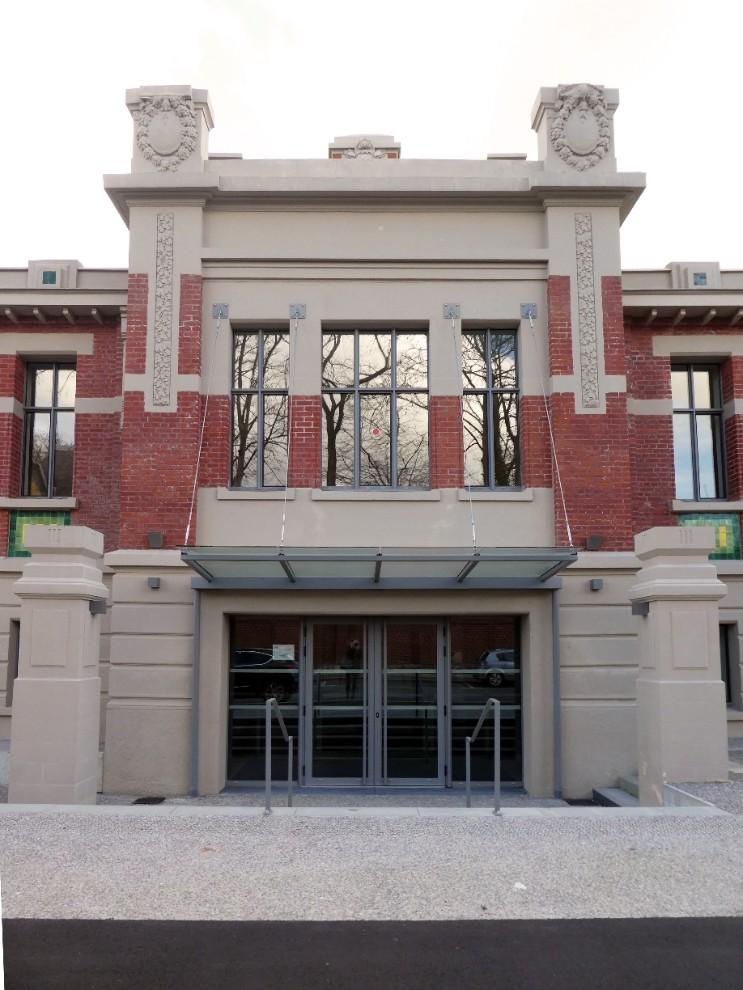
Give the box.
[630,526,729,806]
[8,526,107,804]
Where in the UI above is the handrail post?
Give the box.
[265,698,273,814]
[288,736,293,807]
[493,698,501,815]
[465,737,472,808]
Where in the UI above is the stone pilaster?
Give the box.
[8,526,107,804]
[629,526,729,806]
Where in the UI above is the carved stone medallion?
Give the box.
[135,97,198,172]
[342,138,386,159]
[550,84,611,171]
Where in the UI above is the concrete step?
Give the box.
[593,787,639,808]
[617,774,639,798]
[729,762,743,780]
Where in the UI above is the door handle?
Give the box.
[376,712,380,719]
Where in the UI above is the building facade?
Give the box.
[0,83,741,800]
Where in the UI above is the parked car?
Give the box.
[231,648,298,703]
[477,649,518,688]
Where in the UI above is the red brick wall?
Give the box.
[120,391,201,548]
[625,319,743,529]
[178,275,203,375]
[520,396,552,489]
[546,275,634,549]
[624,325,675,531]
[74,323,124,548]
[125,274,148,374]
[430,395,464,489]
[288,395,322,488]
[0,354,23,548]
[548,276,573,376]
[119,274,205,548]
[0,322,123,553]
[198,394,231,489]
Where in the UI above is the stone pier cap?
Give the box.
[12,525,108,601]
[629,526,726,604]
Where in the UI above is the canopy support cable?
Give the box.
[184,308,225,546]
[525,310,574,547]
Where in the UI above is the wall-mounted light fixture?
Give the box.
[586,535,604,551]
[147,532,164,549]
[89,599,107,616]
[147,577,161,590]
[631,601,650,617]
[588,578,604,592]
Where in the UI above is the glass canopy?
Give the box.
[181,546,577,589]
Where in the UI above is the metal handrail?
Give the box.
[265,697,294,813]
[465,697,501,814]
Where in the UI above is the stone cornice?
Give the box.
[103,168,645,225]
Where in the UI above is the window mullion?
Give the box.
[257,332,265,488]
[354,332,360,488]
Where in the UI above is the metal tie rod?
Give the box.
[465,697,501,815]
[265,697,294,813]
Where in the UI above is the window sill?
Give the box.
[457,488,534,502]
[0,497,77,510]
[671,500,743,512]
[216,488,296,501]
[727,707,743,722]
[312,490,441,502]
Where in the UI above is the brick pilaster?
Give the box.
[430,395,464,489]
[288,395,322,488]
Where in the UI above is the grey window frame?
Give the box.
[462,328,520,489]
[230,329,289,490]
[22,361,76,497]
[321,329,430,489]
[6,618,20,708]
[672,363,725,501]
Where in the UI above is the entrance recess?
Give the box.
[306,620,443,785]
[227,615,521,787]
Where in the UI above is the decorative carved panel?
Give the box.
[575,213,600,408]
[153,214,174,407]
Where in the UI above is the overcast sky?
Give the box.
[3,0,741,271]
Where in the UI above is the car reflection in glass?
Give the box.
[232,648,299,703]
[476,649,517,688]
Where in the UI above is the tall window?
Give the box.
[462,330,519,487]
[321,330,429,487]
[672,364,724,500]
[23,363,76,497]
[231,330,289,488]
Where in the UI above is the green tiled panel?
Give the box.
[678,513,741,560]
[8,511,71,557]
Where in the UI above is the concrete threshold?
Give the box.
[0,803,730,820]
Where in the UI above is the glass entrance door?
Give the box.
[381,621,442,783]
[305,620,444,785]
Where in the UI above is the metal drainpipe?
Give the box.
[190,588,201,797]
[552,585,563,800]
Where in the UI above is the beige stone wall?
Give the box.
[0,561,23,739]
[559,553,641,798]
[102,551,194,795]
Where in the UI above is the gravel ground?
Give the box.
[678,780,743,815]
[1,807,742,922]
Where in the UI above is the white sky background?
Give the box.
[2,0,741,270]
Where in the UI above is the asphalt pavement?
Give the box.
[4,917,743,989]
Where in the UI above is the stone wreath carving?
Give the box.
[135,97,198,171]
[550,84,611,171]
[342,138,387,159]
